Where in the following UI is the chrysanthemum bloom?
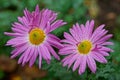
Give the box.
[59,20,113,75]
[5,5,66,68]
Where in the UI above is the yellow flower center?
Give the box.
[29,28,46,45]
[77,40,92,54]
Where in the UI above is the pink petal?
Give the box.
[12,22,28,31]
[6,37,27,47]
[50,20,66,32]
[23,8,32,22]
[59,49,76,55]
[64,32,77,44]
[18,54,24,65]
[49,13,57,23]
[35,5,40,13]
[61,39,75,45]
[90,24,105,40]
[11,44,28,58]
[4,32,24,37]
[78,55,87,75]
[26,47,35,62]
[29,47,38,67]
[84,20,90,39]
[74,23,83,41]
[62,54,75,66]
[99,51,109,56]
[101,42,114,46]
[48,34,60,42]
[45,42,60,60]
[44,22,51,34]
[87,55,96,73]
[72,55,81,71]
[97,34,113,43]
[100,46,113,52]
[38,48,42,68]
[92,30,108,43]
[68,54,79,69]
[39,45,51,61]
[18,17,29,28]
[47,37,63,49]
[59,46,76,52]
[69,28,80,42]
[91,52,107,63]
[88,20,94,38]
[22,47,31,64]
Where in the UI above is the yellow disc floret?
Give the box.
[29,28,45,45]
[78,40,92,54]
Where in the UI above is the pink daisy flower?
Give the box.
[59,20,113,75]
[5,5,66,68]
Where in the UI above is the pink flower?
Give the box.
[59,20,113,75]
[5,5,66,68]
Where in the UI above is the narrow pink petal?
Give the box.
[45,42,60,60]
[75,23,83,41]
[39,45,47,60]
[61,39,75,45]
[87,55,96,73]
[85,20,90,29]
[4,32,23,37]
[91,30,108,43]
[18,17,29,28]
[35,5,40,13]
[100,46,113,52]
[47,37,63,49]
[59,49,76,55]
[29,47,38,67]
[39,9,51,29]
[48,34,60,42]
[40,44,51,60]
[18,54,24,65]
[38,47,42,68]
[91,52,107,63]
[22,46,32,64]
[88,20,94,38]
[26,47,35,62]
[84,20,90,38]
[62,54,75,66]
[97,34,113,43]
[64,32,77,44]
[49,13,57,23]
[32,12,41,27]
[11,44,28,58]
[44,22,51,34]
[101,42,114,46]
[62,58,71,67]
[12,22,28,31]
[80,24,85,38]
[72,56,81,71]
[78,55,87,75]
[50,20,67,32]
[69,28,80,42]
[12,27,25,33]
[62,54,74,62]
[23,8,32,22]
[59,46,76,52]
[90,24,105,40]
[6,37,27,47]
[68,54,79,69]
[42,45,51,60]
[99,51,109,56]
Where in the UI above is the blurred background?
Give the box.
[0,0,120,80]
